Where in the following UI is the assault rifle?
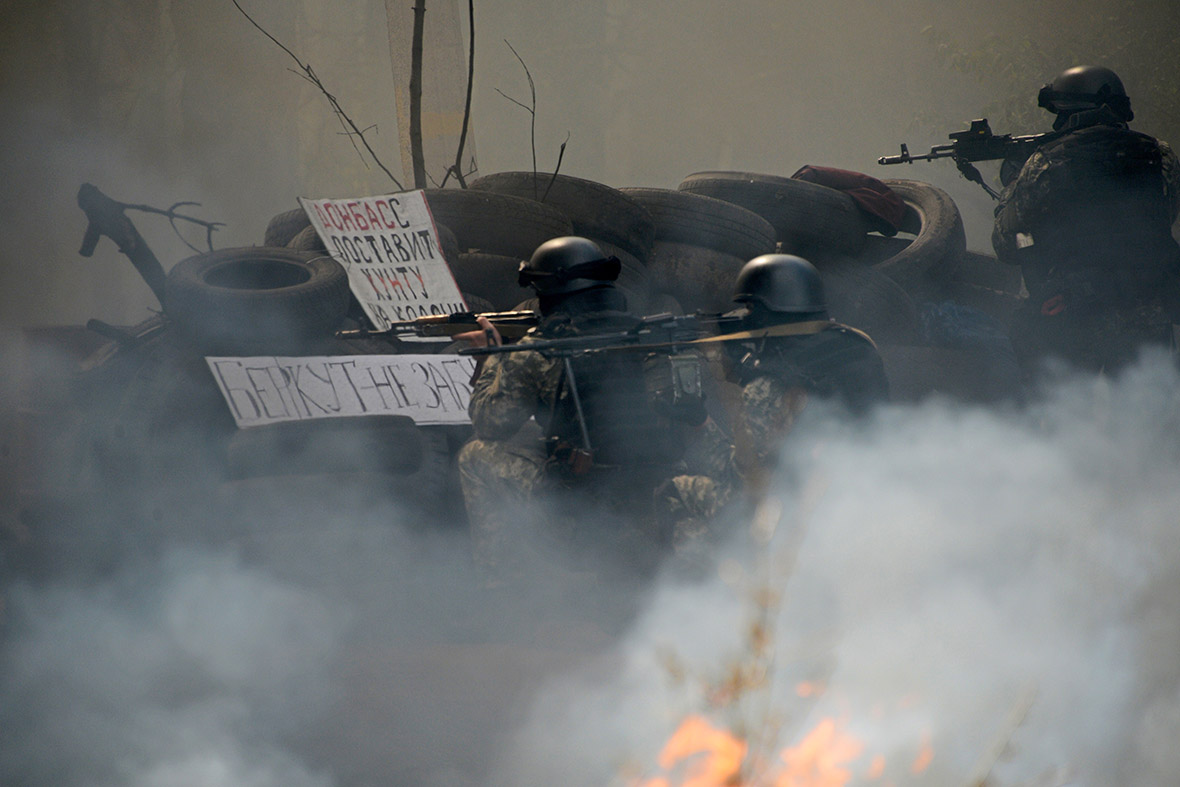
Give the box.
[458,312,743,359]
[460,313,841,466]
[335,309,539,340]
[462,311,741,466]
[878,118,1051,199]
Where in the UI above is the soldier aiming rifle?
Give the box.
[879,118,1050,199]
[456,236,738,584]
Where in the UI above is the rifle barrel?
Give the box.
[335,310,538,340]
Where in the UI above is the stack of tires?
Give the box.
[674,171,1025,401]
[156,223,461,541]
[467,172,657,312]
[616,188,776,313]
[418,186,574,310]
[676,170,919,343]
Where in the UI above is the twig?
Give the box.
[231,0,404,190]
[443,0,476,188]
[541,132,570,202]
[121,200,224,253]
[496,39,538,197]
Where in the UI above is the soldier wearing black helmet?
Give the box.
[994,65,1180,373]
[457,236,735,583]
[723,254,889,494]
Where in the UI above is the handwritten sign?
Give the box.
[298,191,466,333]
[206,354,476,428]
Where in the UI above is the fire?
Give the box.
[646,715,747,787]
[636,715,871,787]
[776,719,863,787]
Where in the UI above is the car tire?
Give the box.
[263,207,312,248]
[618,187,776,262]
[874,179,967,288]
[423,189,572,260]
[165,247,349,355]
[822,257,920,345]
[644,240,746,313]
[678,171,867,256]
[469,172,656,259]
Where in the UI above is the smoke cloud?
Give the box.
[491,351,1180,786]
[4,350,1180,785]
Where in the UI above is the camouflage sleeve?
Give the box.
[468,341,562,441]
[680,416,736,486]
[734,375,808,486]
[992,149,1051,263]
[1160,139,1180,224]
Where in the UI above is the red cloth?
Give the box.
[791,165,907,236]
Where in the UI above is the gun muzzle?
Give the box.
[878,144,913,165]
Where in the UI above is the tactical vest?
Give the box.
[731,324,889,414]
[1009,123,1180,301]
[542,311,688,467]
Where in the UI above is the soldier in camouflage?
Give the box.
[458,236,736,583]
[721,254,889,497]
[993,65,1180,373]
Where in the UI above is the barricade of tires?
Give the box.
[256,172,1027,406]
[154,239,465,532]
[617,187,776,313]
[668,172,1024,402]
[467,172,657,312]
[57,166,1032,558]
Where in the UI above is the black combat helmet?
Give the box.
[517,236,621,296]
[732,254,827,319]
[1038,65,1133,127]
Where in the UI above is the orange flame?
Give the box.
[636,716,867,787]
[638,714,746,787]
[774,719,863,787]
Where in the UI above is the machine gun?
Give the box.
[458,311,743,360]
[335,309,540,340]
[461,311,740,468]
[460,313,840,467]
[878,118,1051,199]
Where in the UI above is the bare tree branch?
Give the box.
[441,0,477,189]
[121,200,225,253]
[231,0,404,190]
[497,39,538,198]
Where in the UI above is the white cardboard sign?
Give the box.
[206,354,476,428]
[298,191,466,333]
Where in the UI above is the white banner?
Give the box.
[298,190,466,334]
[206,354,476,428]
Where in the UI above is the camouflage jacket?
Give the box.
[992,108,1180,301]
[468,308,737,475]
[727,324,888,486]
[467,329,564,442]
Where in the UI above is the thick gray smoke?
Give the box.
[4,351,1180,786]
[491,351,1180,786]
[5,3,1180,786]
